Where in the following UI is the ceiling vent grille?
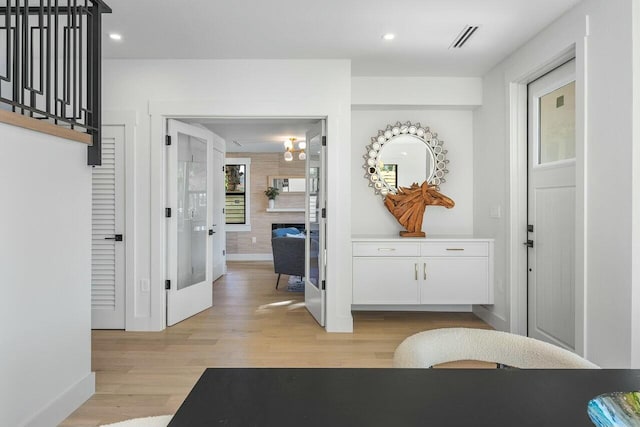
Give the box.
[450,25,479,48]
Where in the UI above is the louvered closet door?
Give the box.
[91,125,125,329]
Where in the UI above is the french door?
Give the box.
[527,59,576,350]
[166,119,214,326]
[305,120,326,326]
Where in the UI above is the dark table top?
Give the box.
[169,368,640,427]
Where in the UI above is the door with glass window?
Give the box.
[166,120,214,326]
[305,120,326,326]
[527,59,576,350]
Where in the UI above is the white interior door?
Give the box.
[527,59,576,350]
[166,120,214,326]
[91,125,125,329]
[212,148,225,280]
[305,120,326,326]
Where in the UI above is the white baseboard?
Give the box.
[25,372,95,427]
[226,253,273,262]
[352,304,472,312]
[472,305,508,331]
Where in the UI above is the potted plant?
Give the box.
[264,186,279,209]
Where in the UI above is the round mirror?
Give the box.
[363,121,449,196]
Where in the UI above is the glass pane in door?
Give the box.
[539,81,575,164]
[177,134,208,290]
[307,137,321,288]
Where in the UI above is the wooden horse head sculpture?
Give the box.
[383,181,455,237]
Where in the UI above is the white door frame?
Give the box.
[506,45,587,356]
[147,100,353,333]
[102,110,137,331]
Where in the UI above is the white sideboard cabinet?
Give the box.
[352,236,494,309]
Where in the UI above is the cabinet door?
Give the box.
[420,257,489,304]
[353,258,420,304]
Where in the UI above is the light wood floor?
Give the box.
[61,261,491,426]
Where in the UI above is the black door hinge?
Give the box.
[321,135,327,146]
[222,166,225,172]
[321,280,326,290]
[527,224,534,232]
[321,208,326,218]
[165,135,172,146]
[223,249,226,256]
[165,280,171,290]
[165,208,172,218]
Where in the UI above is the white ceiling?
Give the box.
[183,118,321,153]
[102,0,581,76]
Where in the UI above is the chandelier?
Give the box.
[284,137,306,161]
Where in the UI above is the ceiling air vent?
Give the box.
[450,25,479,48]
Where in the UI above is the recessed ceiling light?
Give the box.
[382,33,395,41]
[109,33,122,41]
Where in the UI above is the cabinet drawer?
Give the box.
[420,242,488,257]
[353,242,420,257]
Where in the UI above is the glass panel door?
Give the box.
[305,120,326,326]
[166,119,214,326]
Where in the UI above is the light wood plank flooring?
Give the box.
[61,261,491,426]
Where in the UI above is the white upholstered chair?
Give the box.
[393,328,599,369]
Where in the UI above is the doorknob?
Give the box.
[104,234,123,241]
[523,240,534,248]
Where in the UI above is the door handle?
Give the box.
[104,234,123,241]
[523,240,534,248]
[424,263,427,280]
[415,263,418,281]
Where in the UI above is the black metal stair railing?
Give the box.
[0,0,111,165]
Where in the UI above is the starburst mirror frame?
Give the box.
[363,121,450,197]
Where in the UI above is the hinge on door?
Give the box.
[321,280,326,290]
[165,208,172,218]
[165,135,172,146]
[222,166,225,172]
[321,135,327,146]
[165,280,171,290]
[223,249,226,256]
[222,208,225,214]
[321,208,326,218]
[527,224,534,232]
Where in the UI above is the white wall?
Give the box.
[0,124,94,426]
[352,109,474,236]
[352,77,482,107]
[102,59,352,332]
[473,0,639,367]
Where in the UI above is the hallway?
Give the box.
[62,262,490,425]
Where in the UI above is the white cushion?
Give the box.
[100,415,173,427]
